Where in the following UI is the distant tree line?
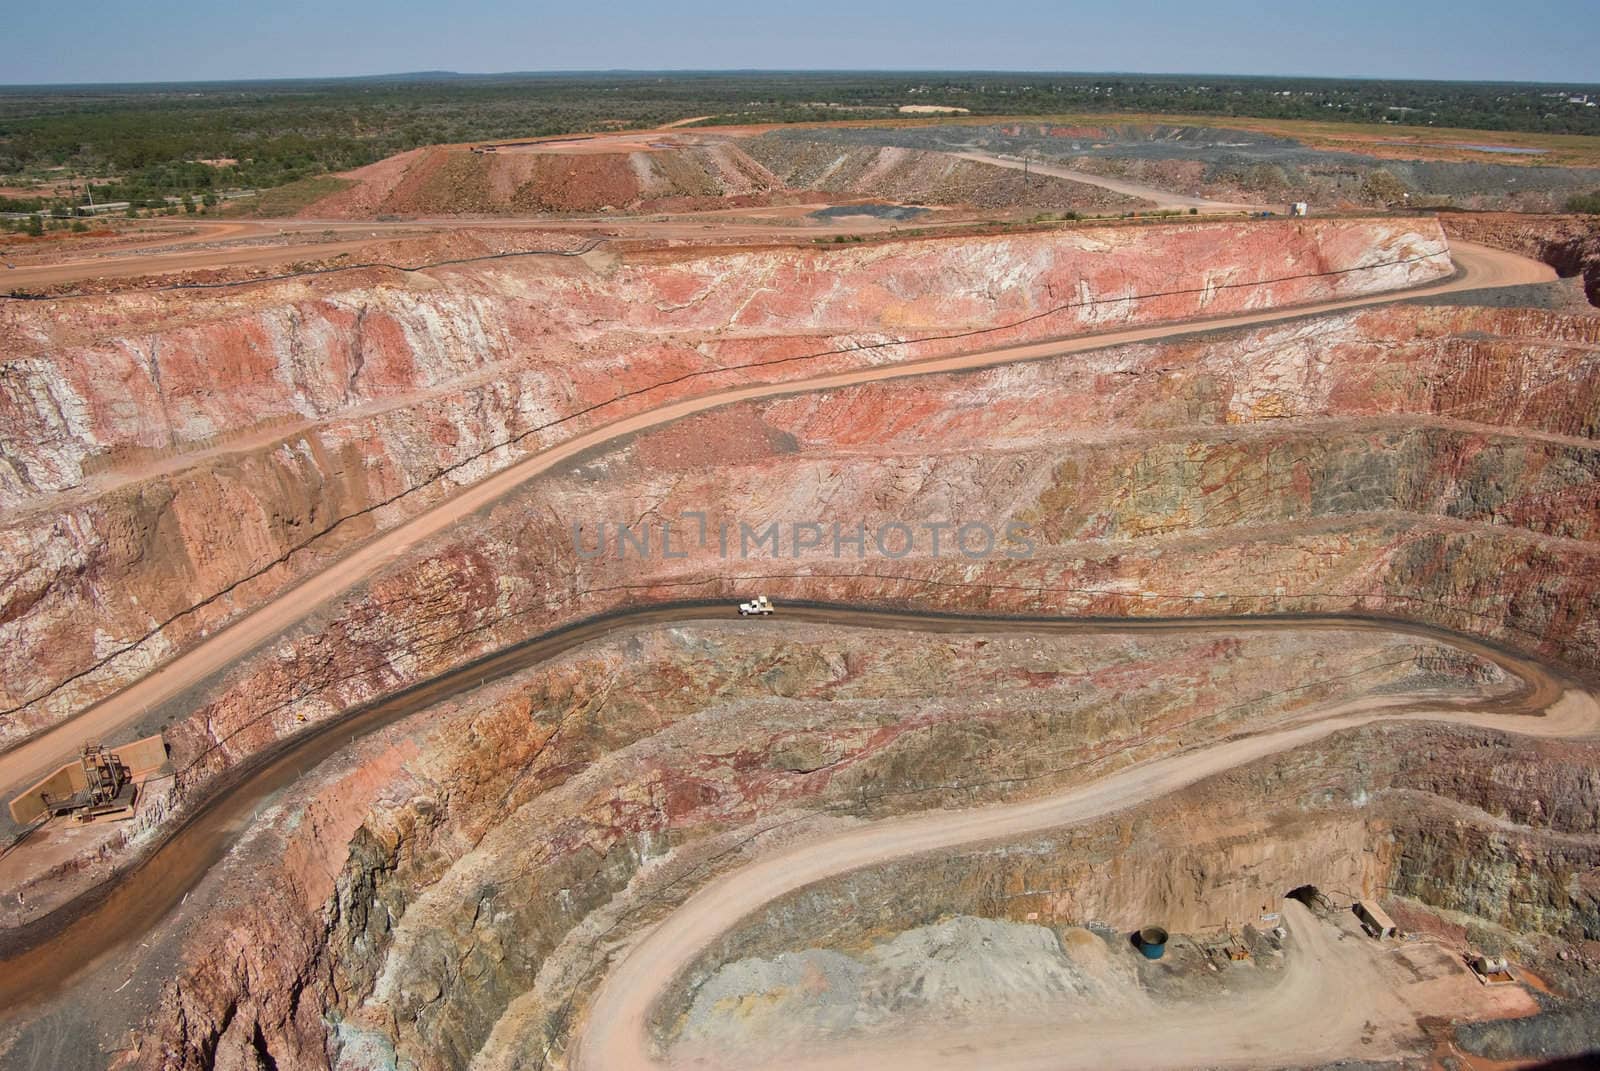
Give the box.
[1,72,1596,208]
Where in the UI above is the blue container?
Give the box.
[1138,926,1169,959]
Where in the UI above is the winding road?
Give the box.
[0,234,1579,1070]
[953,150,1264,213]
[0,606,1591,1020]
[569,614,1596,1071]
[0,239,1553,806]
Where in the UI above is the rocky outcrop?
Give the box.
[116,618,1599,1071]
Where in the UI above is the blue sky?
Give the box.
[6,0,1597,85]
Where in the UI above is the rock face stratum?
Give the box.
[0,218,1453,743]
[1,214,1596,1071]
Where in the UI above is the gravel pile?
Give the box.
[743,133,1144,212]
[675,916,1138,1061]
[752,125,1600,210]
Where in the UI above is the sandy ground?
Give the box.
[569,674,1595,1071]
[0,820,125,918]
[0,240,1553,810]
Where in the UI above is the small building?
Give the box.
[1289,202,1309,217]
[1354,899,1397,938]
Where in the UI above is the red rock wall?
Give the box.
[136,295,1600,815]
[0,219,1454,743]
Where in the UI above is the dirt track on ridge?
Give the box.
[1,211,940,291]
[953,150,1263,212]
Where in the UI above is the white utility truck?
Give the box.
[738,595,775,616]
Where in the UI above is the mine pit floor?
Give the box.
[665,901,1540,1070]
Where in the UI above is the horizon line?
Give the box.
[5,67,1600,92]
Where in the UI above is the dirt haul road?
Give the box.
[1,218,569,290]
[952,150,1263,212]
[0,607,1585,1016]
[572,664,1598,1071]
[0,211,943,291]
[0,240,1554,806]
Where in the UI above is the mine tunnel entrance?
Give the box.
[1286,884,1326,908]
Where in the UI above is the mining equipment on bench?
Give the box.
[45,745,136,822]
[8,734,168,826]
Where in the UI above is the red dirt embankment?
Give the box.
[298,132,1144,218]
[305,139,790,216]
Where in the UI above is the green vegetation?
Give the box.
[1567,190,1600,213]
[229,175,355,217]
[1,72,1596,212]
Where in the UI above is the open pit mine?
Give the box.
[1,127,1599,1071]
